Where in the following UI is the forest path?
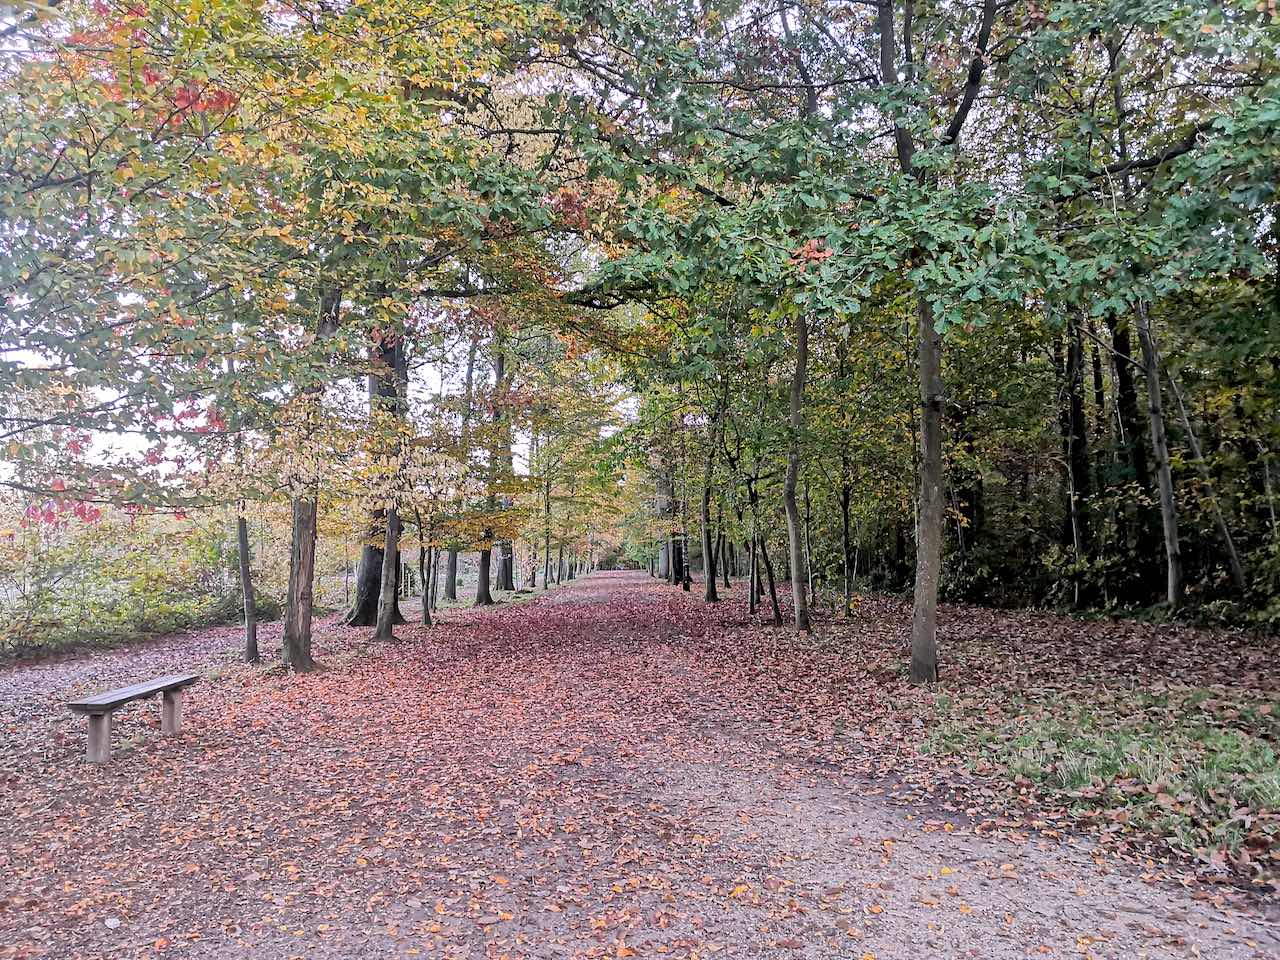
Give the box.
[1,571,1276,959]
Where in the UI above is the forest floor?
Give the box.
[1,570,1277,960]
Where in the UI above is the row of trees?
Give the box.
[600,0,1280,668]
[3,0,1278,674]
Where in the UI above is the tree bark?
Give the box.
[840,478,853,619]
[783,312,811,631]
[418,542,431,625]
[445,548,459,602]
[758,536,783,627]
[282,496,320,671]
[910,298,943,682]
[430,544,440,611]
[235,512,259,663]
[444,337,478,602]
[1064,312,1092,555]
[415,508,432,627]
[282,286,340,670]
[374,508,401,640]
[701,450,718,602]
[346,335,407,627]
[543,478,553,590]
[1135,302,1183,607]
[475,546,494,605]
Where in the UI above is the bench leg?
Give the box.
[86,713,112,764]
[161,689,182,735]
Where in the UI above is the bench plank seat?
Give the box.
[67,673,200,763]
[68,673,200,714]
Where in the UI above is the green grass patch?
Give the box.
[927,686,1280,869]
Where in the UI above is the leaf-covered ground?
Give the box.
[2,571,1277,959]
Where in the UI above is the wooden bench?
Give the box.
[67,673,200,764]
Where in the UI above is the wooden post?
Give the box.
[87,713,112,763]
[161,690,183,735]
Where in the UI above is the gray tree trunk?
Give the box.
[1135,302,1183,607]
[374,508,401,640]
[281,287,340,670]
[236,513,258,663]
[282,497,319,671]
[910,298,944,683]
[782,312,811,631]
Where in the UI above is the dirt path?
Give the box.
[1,572,1276,959]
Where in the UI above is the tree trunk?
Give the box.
[910,298,943,683]
[543,481,553,590]
[235,512,259,663]
[701,452,718,602]
[282,496,319,671]
[281,286,340,670]
[418,543,431,625]
[475,547,494,605]
[444,338,478,604]
[445,549,458,601]
[758,536,783,627]
[1064,312,1092,556]
[374,509,401,640]
[430,544,440,612]
[346,335,407,627]
[1135,302,1183,607]
[840,479,853,619]
[497,541,515,591]
[783,312,811,631]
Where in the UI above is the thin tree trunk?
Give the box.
[235,512,259,663]
[1263,445,1279,536]
[227,352,258,664]
[415,508,432,626]
[910,297,943,682]
[543,485,552,590]
[782,312,811,631]
[1064,312,1092,558]
[840,480,852,619]
[1135,302,1183,607]
[430,544,441,611]
[282,287,340,670]
[445,337,478,603]
[282,496,320,671]
[374,508,401,640]
[720,533,731,589]
[346,335,407,627]
[758,536,783,627]
[418,542,431,626]
[701,448,718,602]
